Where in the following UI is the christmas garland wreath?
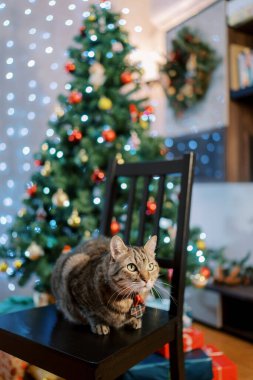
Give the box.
[159,27,221,116]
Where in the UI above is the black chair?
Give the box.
[0,153,195,380]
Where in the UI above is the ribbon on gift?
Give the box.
[203,345,228,380]
[183,328,194,352]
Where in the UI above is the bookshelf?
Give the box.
[227,23,253,181]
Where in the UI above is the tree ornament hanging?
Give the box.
[13,259,23,269]
[91,168,105,183]
[98,96,112,110]
[18,207,27,218]
[41,161,51,176]
[129,104,138,123]
[146,198,157,215]
[68,129,83,142]
[25,242,45,261]
[102,128,116,142]
[0,261,8,272]
[111,41,123,52]
[26,183,38,197]
[65,61,76,73]
[120,71,133,84]
[68,91,83,104]
[52,189,70,207]
[68,208,81,228]
[79,149,89,163]
[79,26,86,36]
[110,218,120,235]
[34,159,43,167]
[159,26,221,116]
[36,207,47,221]
[89,62,106,89]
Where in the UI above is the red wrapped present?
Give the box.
[0,350,28,380]
[203,344,238,380]
[158,327,205,359]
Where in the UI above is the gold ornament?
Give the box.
[98,96,113,111]
[52,189,70,207]
[25,242,44,261]
[89,62,106,89]
[79,149,89,163]
[41,143,49,151]
[0,262,8,272]
[68,208,81,227]
[116,153,124,165]
[139,119,148,129]
[13,259,23,269]
[88,14,96,22]
[181,83,194,98]
[197,239,206,250]
[18,207,27,217]
[41,161,51,176]
[176,93,184,102]
[167,86,176,96]
[54,105,65,117]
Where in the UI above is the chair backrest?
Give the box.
[100,152,195,321]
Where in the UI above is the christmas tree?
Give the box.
[0,2,209,292]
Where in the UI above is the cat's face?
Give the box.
[108,236,159,295]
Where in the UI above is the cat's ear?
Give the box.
[144,235,157,256]
[110,235,127,260]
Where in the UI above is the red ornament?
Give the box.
[129,104,138,123]
[65,61,76,73]
[68,91,83,104]
[120,71,133,84]
[34,159,43,167]
[91,168,105,183]
[80,26,86,36]
[26,184,38,197]
[200,266,211,279]
[110,218,120,235]
[102,129,116,142]
[146,198,157,215]
[144,105,154,115]
[68,129,83,142]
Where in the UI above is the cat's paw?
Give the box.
[129,318,142,330]
[92,324,110,335]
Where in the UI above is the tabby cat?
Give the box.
[51,235,159,335]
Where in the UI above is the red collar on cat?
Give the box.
[130,294,145,319]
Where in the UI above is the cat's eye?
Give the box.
[127,263,137,272]
[148,263,155,271]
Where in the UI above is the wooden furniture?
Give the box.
[0,153,195,380]
[206,283,253,341]
[227,18,253,181]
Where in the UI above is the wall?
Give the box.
[191,182,253,265]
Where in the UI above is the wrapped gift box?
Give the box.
[121,349,213,380]
[203,344,238,380]
[0,350,28,380]
[158,327,205,359]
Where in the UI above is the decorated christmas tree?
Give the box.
[0,3,209,293]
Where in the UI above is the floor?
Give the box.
[194,322,253,380]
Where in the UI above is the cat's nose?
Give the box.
[140,271,149,283]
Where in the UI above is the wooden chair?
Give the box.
[0,153,195,380]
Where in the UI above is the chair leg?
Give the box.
[169,327,185,380]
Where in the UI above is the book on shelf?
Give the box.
[230,43,253,91]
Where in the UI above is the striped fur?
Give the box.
[51,235,159,335]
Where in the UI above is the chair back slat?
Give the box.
[124,176,137,244]
[137,176,151,245]
[152,175,165,239]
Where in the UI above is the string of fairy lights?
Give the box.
[0,0,145,243]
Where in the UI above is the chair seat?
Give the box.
[0,305,177,379]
